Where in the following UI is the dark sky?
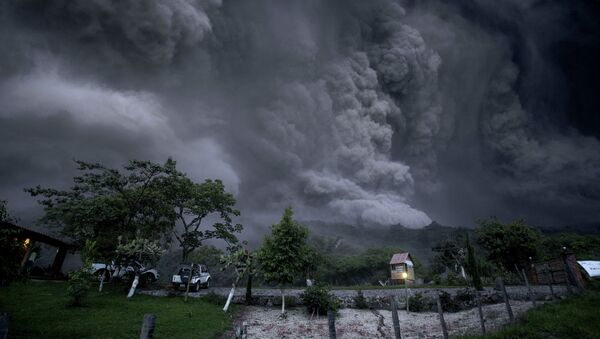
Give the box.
[1,0,599,230]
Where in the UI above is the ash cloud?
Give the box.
[1,0,599,229]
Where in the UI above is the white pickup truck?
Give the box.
[172,263,211,292]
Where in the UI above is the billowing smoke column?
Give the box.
[0,0,599,228]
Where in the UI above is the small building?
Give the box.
[390,252,415,284]
[1,221,78,278]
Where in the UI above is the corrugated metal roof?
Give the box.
[390,252,411,265]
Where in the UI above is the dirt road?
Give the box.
[237,301,535,338]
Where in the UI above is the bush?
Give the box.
[67,269,91,307]
[408,292,429,312]
[455,289,476,309]
[438,291,461,312]
[301,284,338,316]
[0,227,25,286]
[354,289,368,309]
[446,271,467,286]
[67,240,95,306]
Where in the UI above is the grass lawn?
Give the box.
[461,290,600,339]
[0,281,233,338]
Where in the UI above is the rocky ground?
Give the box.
[236,301,536,339]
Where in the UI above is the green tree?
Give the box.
[465,235,483,290]
[26,159,179,262]
[220,246,254,311]
[540,233,600,260]
[257,207,312,315]
[431,238,466,276]
[165,174,242,262]
[477,218,541,270]
[0,200,25,286]
[67,240,97,306]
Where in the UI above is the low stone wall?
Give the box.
[140,284,569,311]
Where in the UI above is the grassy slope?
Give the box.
[0,281,232,339]
[462,291,600,339]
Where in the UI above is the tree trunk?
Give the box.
[281,288,286,315]
[127,274,140,298]
[223,283,236,312]
[184,272,193,303]
[99,272,105,292]
[245,274,253,305]
[182,247,189,263]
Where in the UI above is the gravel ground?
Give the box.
[238,301,536,338]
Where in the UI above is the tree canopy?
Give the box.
[165,173,241,261]
[27,159,242,264]
[476,218,541,269]
[258,207,312,287]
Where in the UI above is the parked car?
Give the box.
[91,261,159,285]
[171,263,211,291]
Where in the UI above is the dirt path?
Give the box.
[238,301,536,338]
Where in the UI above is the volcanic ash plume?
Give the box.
[1,0,599,228]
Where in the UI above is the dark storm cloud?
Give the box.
[1,0,599,228]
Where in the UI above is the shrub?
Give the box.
[455,289,476,309]
[354,289,368,309]
[0,227,25,286]
[408,292,429,312]
[438,291,461,312]
[67,269,91,307]
[446,271,467,286]
[67,240,96,307]
[301,284,338,316]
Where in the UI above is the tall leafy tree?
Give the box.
[220,246,254,312]
[465,235,483,290]
[431,238,466,277]
[165,173,242,262]
[26,159,179,261]
[258,207,312,315]
[477,218,541,270]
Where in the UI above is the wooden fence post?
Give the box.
[498,278,514,323]
[521,269,537,307]
[140,314,156,339]
[0,313,10,339]
[436,292,449,339]
[328,309,337,339]
[390,295,402,339]
[475,291,486,334]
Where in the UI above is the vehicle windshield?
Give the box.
[177,265,198,275]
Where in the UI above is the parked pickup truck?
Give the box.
[172,263,211,292]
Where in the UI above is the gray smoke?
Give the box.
[1,0,599,229]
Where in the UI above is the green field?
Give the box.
[0,281,233,339]
[461,290,600,339]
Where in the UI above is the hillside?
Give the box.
[303,221,473,263]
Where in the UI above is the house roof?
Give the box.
[390,252,411,265]
[1,222,76,248]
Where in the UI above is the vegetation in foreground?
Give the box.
[0,281,233,339]
[461,290,600,339]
